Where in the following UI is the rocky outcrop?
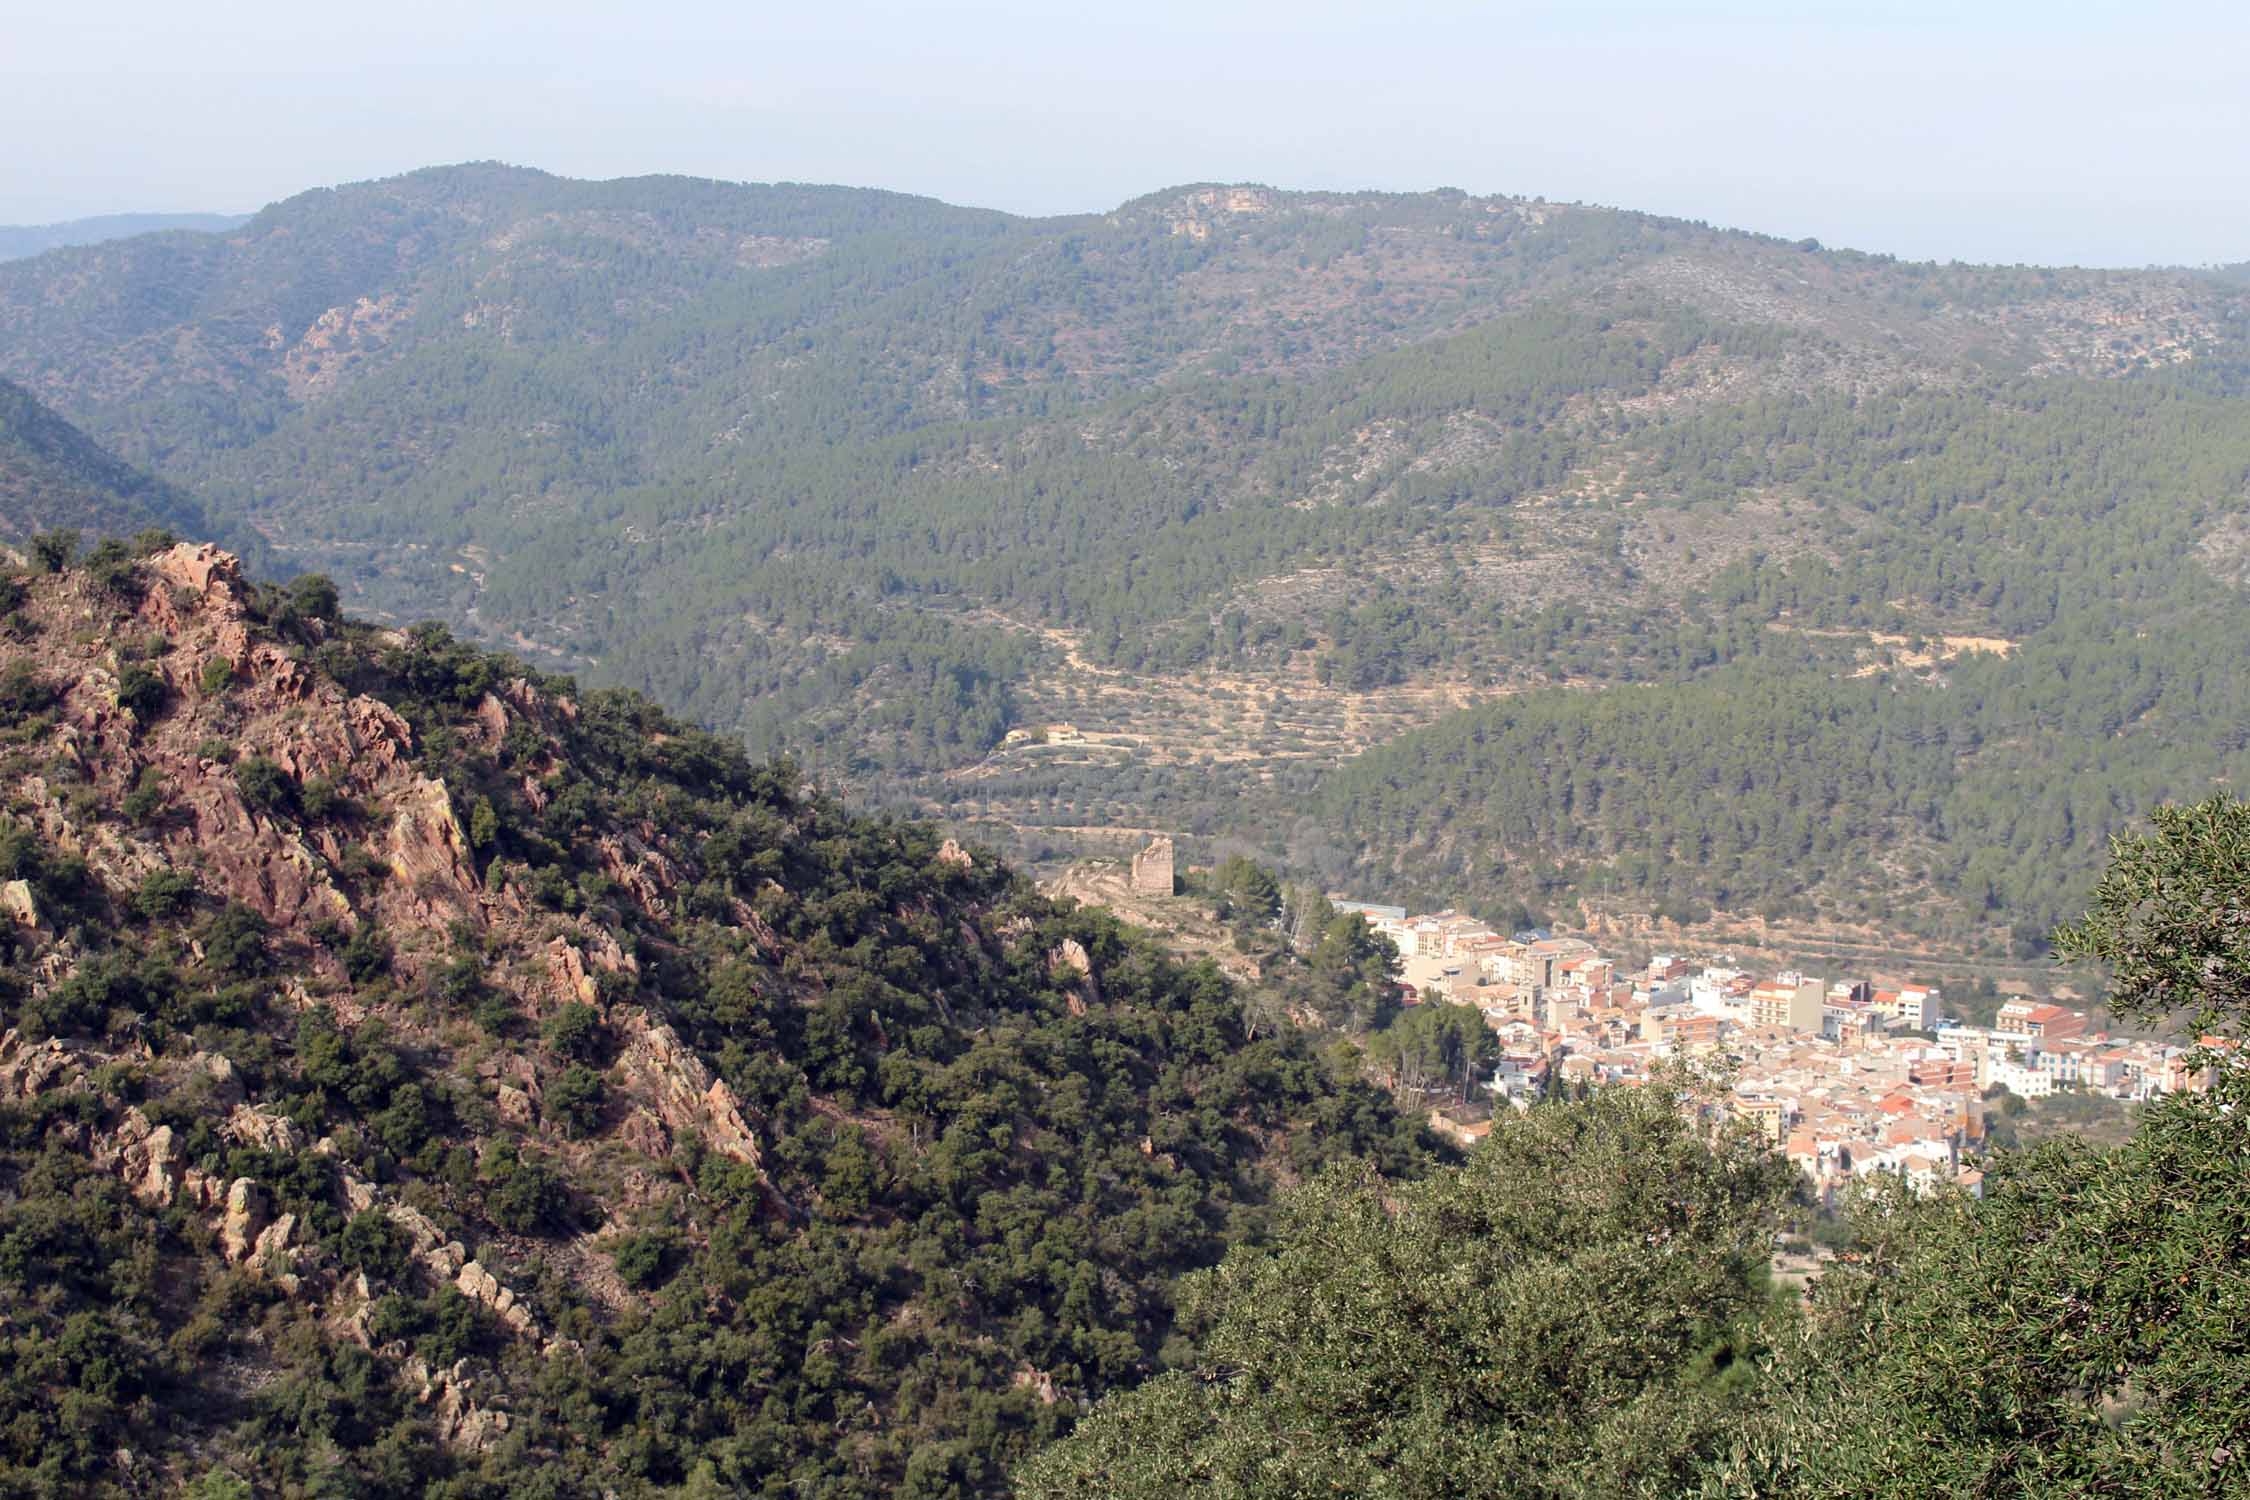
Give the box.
[455,1259,539,1338]
[384,777,482,924]
[125,1117,181,1205]
[221,1178,268,1262]
[225,1103,307,1155]
[191,1050,245,1105]
[496,1083,536,1128]
[0,1030,82,1098]
[340,694,418,779]
[1049,938,1100,1015]
[598,831,680,916]
[544,930,635,1010]
[405,1357,513,1452]
[147,542,243,600]
[613,1011,765,1172]
[545,937,600,1007]
[1013,1365,1063,1405]
[250,1213,302,1292]
[144,542,254,670]
[2,879,41,934]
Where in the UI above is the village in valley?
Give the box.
[1072,825,2210,1206]
[1316,889,2212,1201]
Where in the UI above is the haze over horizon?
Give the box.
[6,0,2247,270]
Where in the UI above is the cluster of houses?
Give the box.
[1331,900,2216,1201]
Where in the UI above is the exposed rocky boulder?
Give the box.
[384,778,483,926]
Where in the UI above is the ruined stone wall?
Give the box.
[1129,835,1175,896]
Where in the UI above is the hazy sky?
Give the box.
[5,0,2246,267]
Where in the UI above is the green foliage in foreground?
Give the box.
[1024,796,2250,1499]
[1019,1079,1797,1500]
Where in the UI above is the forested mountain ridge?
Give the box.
[0,535,1431,1496]
[0,211,249,262]
[5,163,2249,961]
[0,377,222,545]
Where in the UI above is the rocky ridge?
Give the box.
[0,535,1432,1496]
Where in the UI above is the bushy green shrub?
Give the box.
[336,1211,410,1280]
[115,663,167,720]
[541,1002,608,1062]
[546,1065,607,1139]
[0,662,52,725]
[233,756,294,815]
[297,775,349,819]
[83,539,140,599]
[134,867,197,921]
[481,1144,567,1234]
[27,530,77,574]
[121,767,167,823]
[608,1228,680,1291]
[338,923,391,983]
[201,902,270,976]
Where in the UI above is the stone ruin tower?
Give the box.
[1130,835,1176,896]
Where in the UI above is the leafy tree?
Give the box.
[114,663,166,719]
[233,756,294,816]
[286,574,341,623]
[545,1064,607,1139]
[1020,1075,1794,1500]
[201,902,270,976]
[133,867,196,921]
[0,661,51,724]
[27,530,77,574]
[2052,793,2250,1042]
[541,1001,608,1063]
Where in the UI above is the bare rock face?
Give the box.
[454,1260,539,1338]
[341,695,417,779]
[545,938,599,1007]
[618,1106,671,1159]
[1,879,39,933]
[384,778,482,924]
[249,1214,302,1292]
[144,543,254,670]
[148,542,244,600]
[582,927,636,977]
[221,1178,269,1262]
[125,1120,182,1207]
[1049,938,1092,980]
[471,693,511,751]
[1013,1365,1063,1406]
[174,769,338,929]
[0,1031,79,1098]
[225,1104,305,1155]
[189,1050,245,1106]
[410,1357,513,1452]
[1048,938,1101,1015]
[614,1011,764,1171]
[495,1084,535,1128]
[598,832,678,915]
[936,838,974,870]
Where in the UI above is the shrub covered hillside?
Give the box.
[0,534,1435,1497]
